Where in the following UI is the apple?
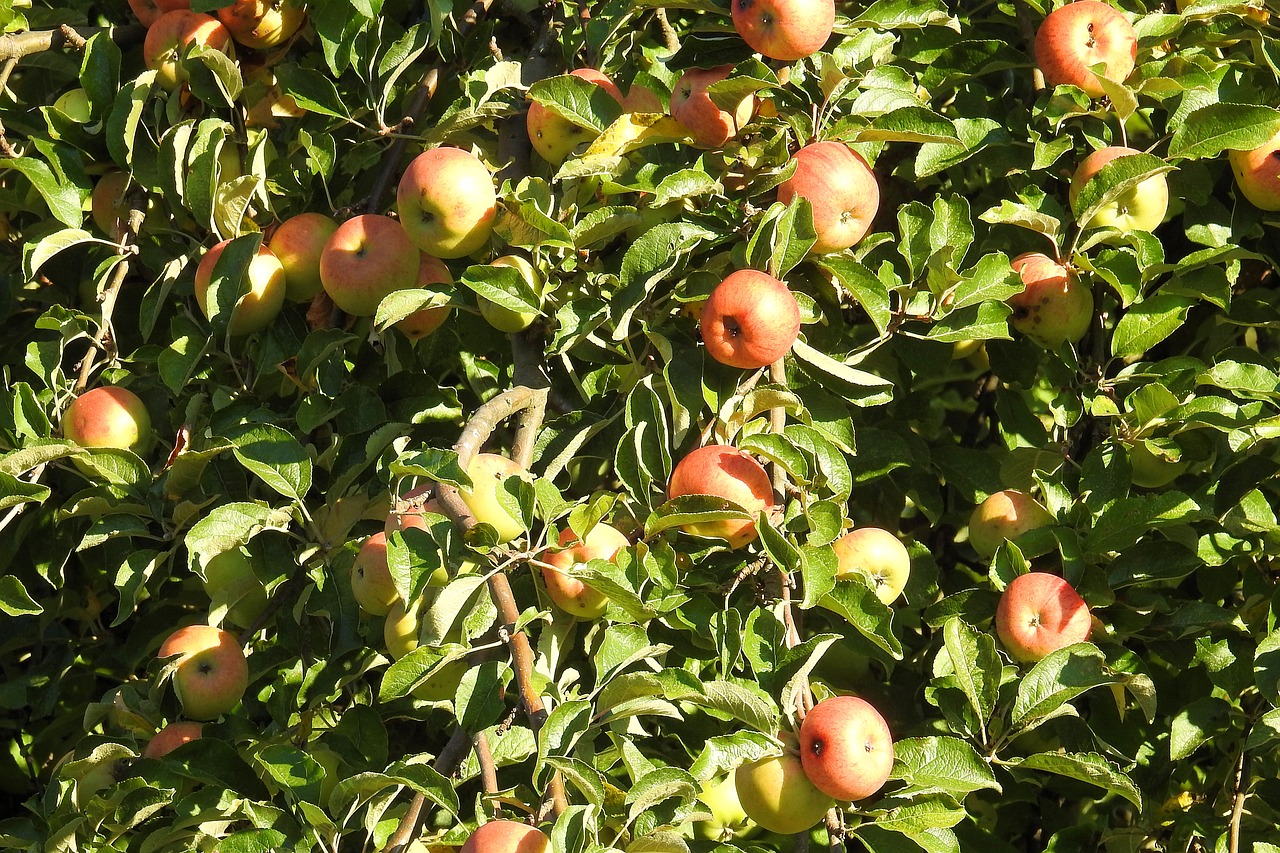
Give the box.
[1128,440,1188,489]
[798,696,894,802]
[217,0,304,50]
[540,523,630,618]
[158,624,249,720]
[268,212,340,302]
[832,527,911,604]
[667,444,774,548]
[700,269,801,369]
[128,0,189,27]
[351,532,399,616]
[395,253,454,340]
[242,66,306,128]
[693,773,759,842]
[477,254,543,333]
[53,88,93,123]
[386,495,472,587]
[91,170,132,242]
[734,750,833,835]
[144,10,233,92]
[995,571,1092,662]
[731,0,835,61]
[670,65,754,148]
[318,214,420,316]
[411,657,469,702]
[1008,252,1094,348]
[194,239,287,335]
[623,84,664,113]
[1228,127,1280,211]
[777,141,879,254]
[143,721,203,759]
[397,147,497,259]
[384,595,423,660]
[968,489,1054,559]
[460,820,549,853]
[460,453,530,544]
[201,547,268,631]
[1034,0,1137,98]
[527,68,624,165]
[1069,146,1168,232]
[63,386,153,457]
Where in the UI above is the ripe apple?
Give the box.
[351,532,399,616]
[700,269,801,369]
[477,254,543,333]
[158,625,249,720]
[995,571,1092,662]
[693,773,759,842]
[460,453,530,543]
[1228,127,1280,211]
[318,214,420,316]
[527,68,624,165]
[397,147,497,259]
[396,253,454,340]
[268,212,340,302]
[460,820,549,853]
[1128,440,1188,489]
[217,0,304,50]
[540,523,630,618]
[143,721,203,759]
[734,750,833,835]
[91,170,132,242]
[731,0,835,61]
[144,10,233,92]
[667,444,774,548]
[128,0,189,27]
[832,527,911,604]
[777,141,879,254]
[384,595,423,660]
[63,386,153,457]
[670,65,754,148]
[1069,146,1168,232]
[1034,0,1137,98]
[1008,252,1094,348]
[798,696,894,802]
[968,489,1054,559]
[194,239,288,335]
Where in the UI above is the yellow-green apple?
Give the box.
[460,821,549,853]
[693,774,759,842]
[1008,252,1094,348]
[128,0,189,27]
[396,252,454,340]
[700,269,801,369]
[63,386,153,456]
[318,214,420,316]
[995,571,1092,662]
[798,696,894,801]
[351,532,399,616]
[527,68,624,165]
[194,239,287,335]
[268,212,340,302]
[540,523,630,618]
[832,527,911,604]
[477,254,543,333]
[91,170,132,242]
[1069,146,1168,231]
[158,625,249,720]
[670,65,754,148]
[384,596,423,660]
[1228,127,1280,211]
[143,721,203,758]
[734,750,833,835]
[201,547,268,630]
[969,489,1053,559]
[731,0,835,61]
[242,66,306,128]
[667,444,774,548]
[411,657,469,702]
[1034,0,1137,97]
[144,10,233,92]
[460,453,530,543]
[397,147,497,259]
[217,0,304,50]
[1128,440,1188,489]
[53,87,93,123]
[777,141,879,254]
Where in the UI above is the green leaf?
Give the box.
[226,423,313,502]
[1010,643,1118,731]
[528,74,624,134]
[940,618,1000,725]
[105,72,156,171]
[819,579,903,659]
[0,575,42,616]
[1111,294,1195,358]
[386,761,461,818]
[790,339,893,406]
[1011,752,1142,808]
[1086,491,1201,553]
[1168,103,1280,160]
[3,157,83,227]
[645,494,753,539]
[625,766,698,823]
[274,63,351,118]
[1255,630,1280,704]
[859,107,961,145]
[892,737,1001,797]
[694,681,781,735]
[818,257,892,335]
[0,470,51,512]
[1169,696,1232,761]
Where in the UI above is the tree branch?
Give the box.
[1229,746,1250,853]
[381,727,473,853]
[73,204,146,393]
[474,730,499,796]
[0,23,141,63]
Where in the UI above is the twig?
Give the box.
[1229,747,1250,853]
[1014,2,1046,93]
[474,730,499,796]
[381,728,473,853]
[73,205,146,393]
[655,8,680,53]
[0,463,46,536]
[770,356,811,720]
[825,808,845,853]
[0,24,141,63]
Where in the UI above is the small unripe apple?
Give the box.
[319,215,421,317]
[541,524,629,618]
[670,66,754,148]
[201,547,268,630]
[667,444,774,548]
[777,141,879,254]
[351,532,399,616]
[54,88,93,124]
[798,696,894,802]
[460,820,549,853]
[1128,440,1189,489]
[731,0,835,61]
[1069,146,1169,232]
[143,721,203,758]
[1034,0,1137,98]
[63,386,153,457]
[968,489,1053,558]
[397,148,497,259]
[144,10,233,92]
[268,212,340,302]
[477,255,543,333]
[158,625,249,721]
[700,269,801,369]
[1228,127,1280,211]
[194,239,288,335]
[460,454,530,543]
[527,68,624,165]
[833,527,911,604]
[734,751,833,835]
[693,774,759,842]
[384,595,423,660]
[995,571,1092,662]
[1008,252,1094,348]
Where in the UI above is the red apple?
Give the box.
[1034,0,1137,97]
[670,66,754,148]
[396,147,497,259]
[158,625,249,721]
[995,571,1092,662]
[667,444,774,548]
[319,214,420,317]
[91,170,132,242]
[798,695,894,802]
[460,821,549,853]
[968,489,1054,559]
[1229,127,1280,211]
[395,253,454,341]
[1069,146,1168,232]
[731,0,835,61]
[351,532,399,616]
[194,239,288,335]
[143,721,203,758]
[144,10,233,92]
[777,141,879,254]
[1008,252,1094,348]
[217,0,304,50]
[128,0,189,27]
[701,269,801,369]
[63,386,153,456]
[268,212,340,302]
[540,523,630,618]
[527,68,624,165]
